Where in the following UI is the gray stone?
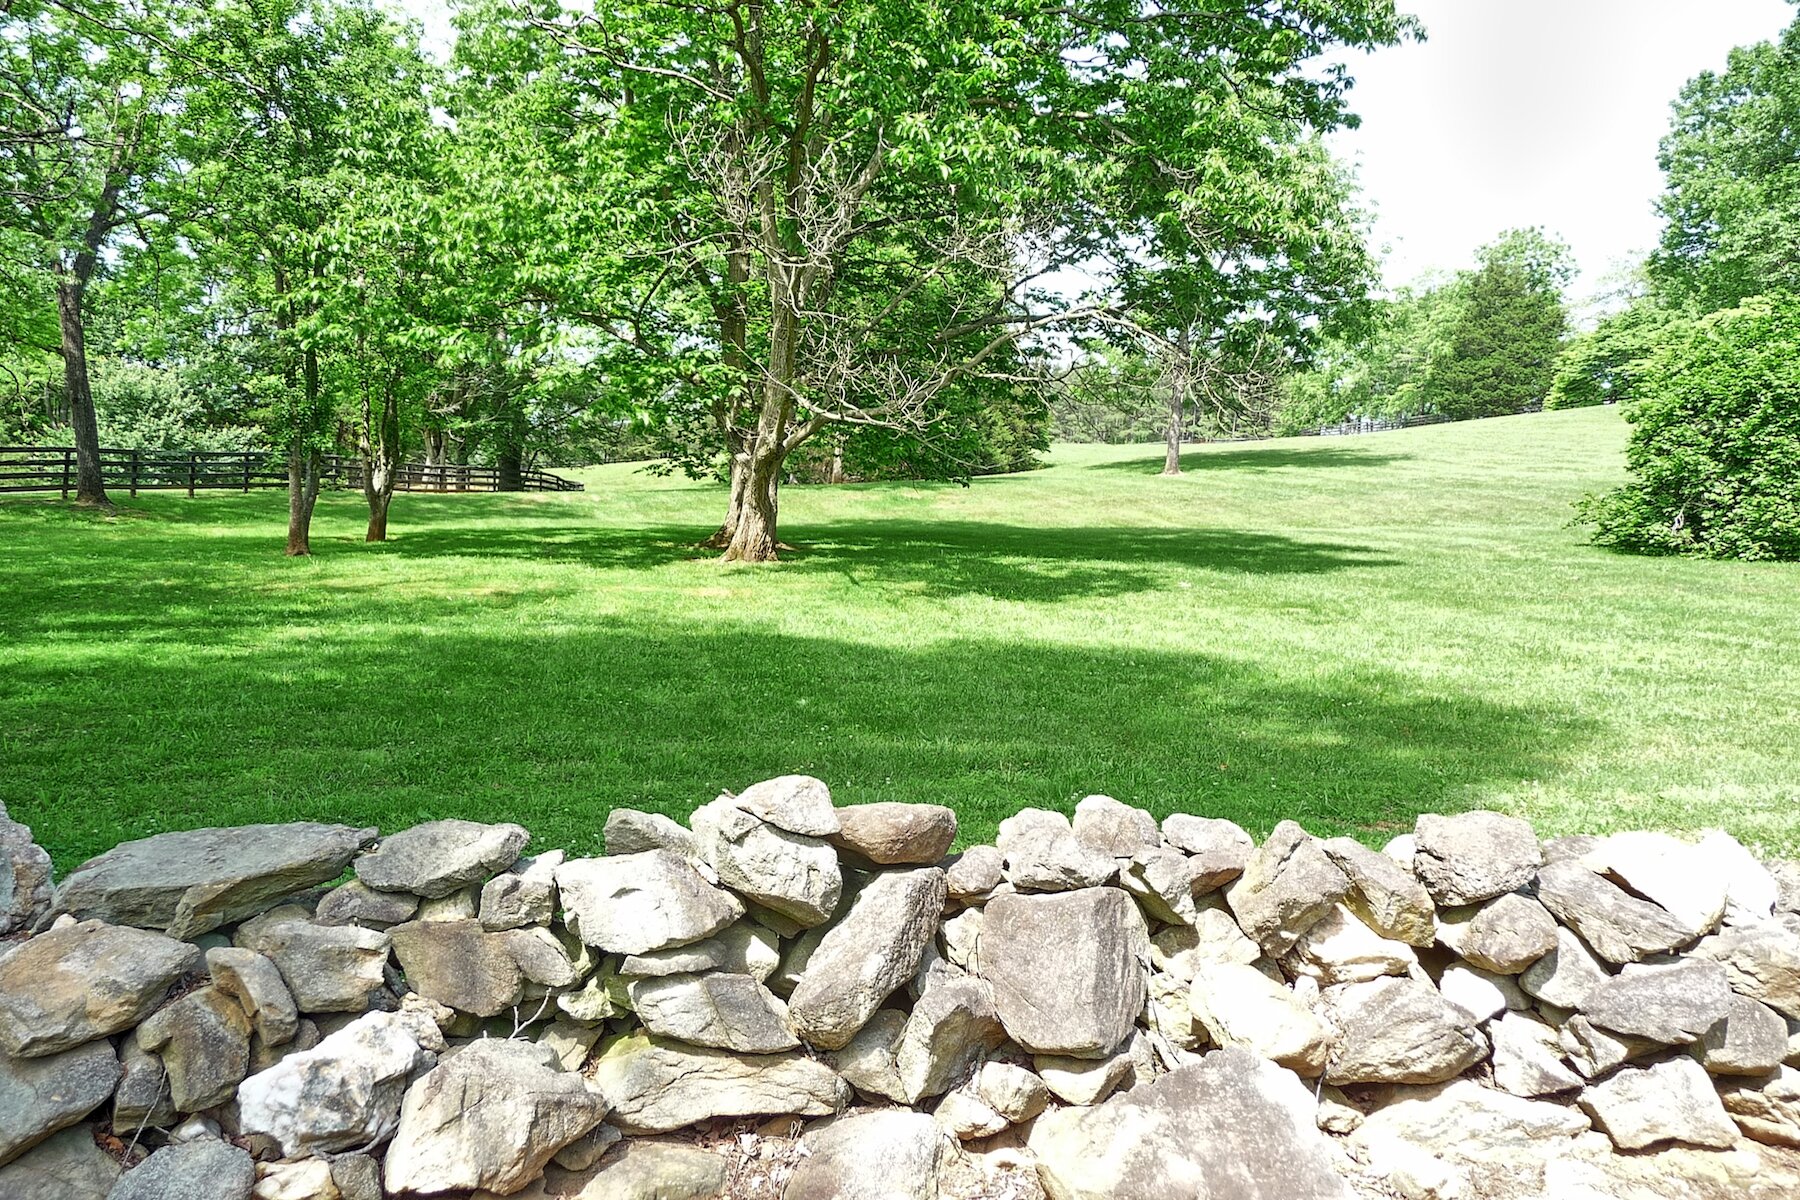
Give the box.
[787,1110,948,1200]
[1320,837,1437,947]
[205,947,297,1048]
[1346,1077,1590,1166]
[556,851,744,955]
[550,1121,621,1172]
[978,888,1148,1057]
[1697,994,1791,1076]
[944,846,1004,901]
[1439,960,1522,1023]
[247,1014,318,1075]
[500,925,584,988]
[1283,902,1417,986]
[592,1031,849,1134]
[1149,909,1260,982]
[537,1019,606,1074]
[939,908,982,970]
[1161,816,1255,891]
[934,1060,1049,1138]
[1719,1066,1800,1148]
[825,1008,909,1103]
[1695,831,1780,926]
[1490,1011,1583,1097]
[478,851,562,931]
[1028,1048,1355,1200]
[728,774,841,836]
[830,804,958,866]
[1459,892,1559,975]
[387,919,524,1018]
[601,809,699,858]
[627,972,796,1052]
[113,1030,174,1129]
[237,1003,443,1158]
[328,1155,382,1200]
[1586,831,1730,941]
[234,907,391,1014]
[354,819,528,899]
[416,887,479,922]
[0,1041,119,1168]
[384,1039,607,1195]
[1035,1041,1137,1106]
[1696,917,1800,1019]
[1535,859,1694,964]
[0,1124,120,1199]
[1560,1014,1657,1079]
[692,799,842,927]
[1519,926,1611,1008]
[617,940,725,978]
[1190,962,1331,1074]
[105,1139,254,1200]
[0,921,199,1057]
[1579,1055,1740,1150]
[0,804,53,937]
[313,881,418,929]
[136,986,250,1112]
[56,823,374,939]
[1118,848,1200,926]
[1224,821,1350,956]
[1324,977,1488,1085]
[1072,795,1160,858]
[894,975,1006,1103]
[1411,811,1540,907]
[789,868,946,1050]
[997,809,1115,893]
[1581,957,1733,1046]
[557,1139,727,1200]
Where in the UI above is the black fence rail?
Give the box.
[1203,402,1545,444]
[0,447,583,496]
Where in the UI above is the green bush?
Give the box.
[1546,306,1679,410]
[1580,295,1800,560]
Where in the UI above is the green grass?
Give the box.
[3,406,1798,872]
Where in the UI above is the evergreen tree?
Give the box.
[1430,229,1572,420]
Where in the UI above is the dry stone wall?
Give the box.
[2,785,1800,1199]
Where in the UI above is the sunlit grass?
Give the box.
[3,406,1797,871]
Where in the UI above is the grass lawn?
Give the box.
[3,405,1797,872]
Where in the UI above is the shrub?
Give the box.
[1580,295,1800,560]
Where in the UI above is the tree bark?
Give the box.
[496,442,523,492]
[1162,343,1186,476]
[721,455,782,563]
[703,451,749,548]
[56,278,108,506]
[362,380,400,542]
[286,445,321,556]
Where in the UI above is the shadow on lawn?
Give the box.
[4,612,1591,870]
[1084,445,1409,474]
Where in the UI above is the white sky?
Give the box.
[1329,0,1795,299]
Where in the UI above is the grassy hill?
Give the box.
[4,406,1798,870]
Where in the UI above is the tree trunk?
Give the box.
[702,453,749,548]
[56,279,108,506]
[1161,387,1184,476]
[497,441,523,491]
[362,385,399,542]
[721,455,781,563]
[828,441,848,484]
[285,346,322,556]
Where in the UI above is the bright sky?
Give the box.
[1329,0,1795,299]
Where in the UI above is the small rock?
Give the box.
[1560,1014,1656,1079]
[1695,918,1800,1020]
[537,1020,606,1073]
[136,986,251,1113]
[313,881,418,929]
[1072,795,1160,858]
[1719,1066,1800,1148]
[1581,958,1734,1045]
[1458,893,1559,975]
[627,973,796,1052]
[478,852,562,931]
[113,1030,175,1129]
[105,1139,254,1200]
[556,851,744,955]
[328,1156,382,1200]
[786,1110,949,1200]
[978,888,1148,1057]
[1118,848,1200,926]
[388,919,525,1018]
[0,1123,120,1199]
[252,1159,336,1200]
[234,908,391,1014]
[500,925,584,988]
[1284,903,1418,985]
[1189,962,1331,1074]
[0,921,199,1057]
[593,1032,849,1134]
[824,1008,909,1103]
[944,846,1005,902]
[1161,815,1255,891]
[894,976,1007,1103]
[830,804,958,865]
[996,809,1115,893]
[559,1139,727,1200]
[0,1041,119,1168]
[206,948,298,1049]
[1585,831,1730,941]
[602,809,700,858]
[55,823,374,939]
[0,805,53,937]
[1224,821,1350,957]
[1149,909,1260,982]
[354,819,528,899]
[729,775,841,836]
[939,908,983,970]
[789,868,946,1050]
[692,798,843,927]
[1325,977,1488,1086]
[1035,1042,1137,1105]
[1411,811,1541,907]
[383,1039,607,1195]
[1490,1011,1583,1097]
[1320,837,1437,947]
[1697,994,1791,1076]
[1580,1055,1740,1150]
[550,1121,621,1171]
[1535,859,1694,964]
[1519,926,1611,1009]
[1439,961,1522,1024]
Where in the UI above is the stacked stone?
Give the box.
[1,782,1799,1200]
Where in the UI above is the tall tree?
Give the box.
[1429,228,1572,420]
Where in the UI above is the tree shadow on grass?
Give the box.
[1084,445,1410,474]
[2,615,1592,870]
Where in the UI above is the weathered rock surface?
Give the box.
[558,1139,728,1200]
[692,799,842,927]
[1347,1077,1590,1167]
[105,1139,254,1200]
[996,809,1115,893]
[786,1110,949,1200]
[1518,925,1610,1008]
[1580,958,1733,1045]
[1720,1066,1800,1147]
[894,976,1006,1103]
[1560,1013,1656,1079]
[789,868,946,1049]
[1072,795,1160,858]
[1587,831,1731,941]
[1224,821,1350,957]
[313,881,418,929]
[205,947,297,1049]
[1189,962,1331,1074]
[934,1060,1049,1138]
[1412,811,1541,907]
[825,1008,909,1103]
[944,846,1004,902]
[1325,977,1488,1085]
[0,920,198,1057]
[1028,1048,1355,1200]
[1697,918,1800,1019]
[1579,1055,1740,1150]
[1459,892,1559,975]
[556,851,744,955]
[387,918,525,1018]
[1698,994,1791,1076]
[728,775,841,837]
[0,1123,120,1199]
[1118,847,1200,925]
[56,823,374,939]
[627,973,796,1052]
[1162,815,1255,891]
[479,852,562,932]
[979,888,1148,1057]
[237,1004,444,1158]
[1489,1011,1583,1097]
[592,1032,848,1133]
[354,819,527,899]
[113,1031,174,1128]
[0,1041,119,1167]
[383,1039,607,1196]
[136,985,251,1112]
[0,804,53,937]
[601,809,699,858]
[1149,909,1260,981]
[1320,837,1437,947]
[500,925,584,988]
[235,908,391,1014]
[1284,902,1417,985]
[1536,859,1694,964]
[830,804,957,866]
[1035,1042,1136,1105]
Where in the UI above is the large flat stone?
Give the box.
[105,1139,254,1200]
[388,918,525,1018]
[234,907,391,1014]
[1536,859,1694,964]
[1580,958,1733,1045]
[1580,1056,1740,1150]
[0,921,199,1057]
[1324,977,1488,1086]
[1411,811,1540,907]
[55,823,374,939]
[627,973,797,1052]
[556,851,744,955]
[0,1123,120,1199]
[0,1041,119,1168]
[592,1032,849,1133]
[978,888,1148,1057]
[829,804,957,866]
[353,819,527,899]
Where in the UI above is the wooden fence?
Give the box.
[0,447,584,497]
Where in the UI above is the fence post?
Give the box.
[187,452,197,498]
[60,449,71,499]
[243,453,252,492]
[130,449,140,498]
